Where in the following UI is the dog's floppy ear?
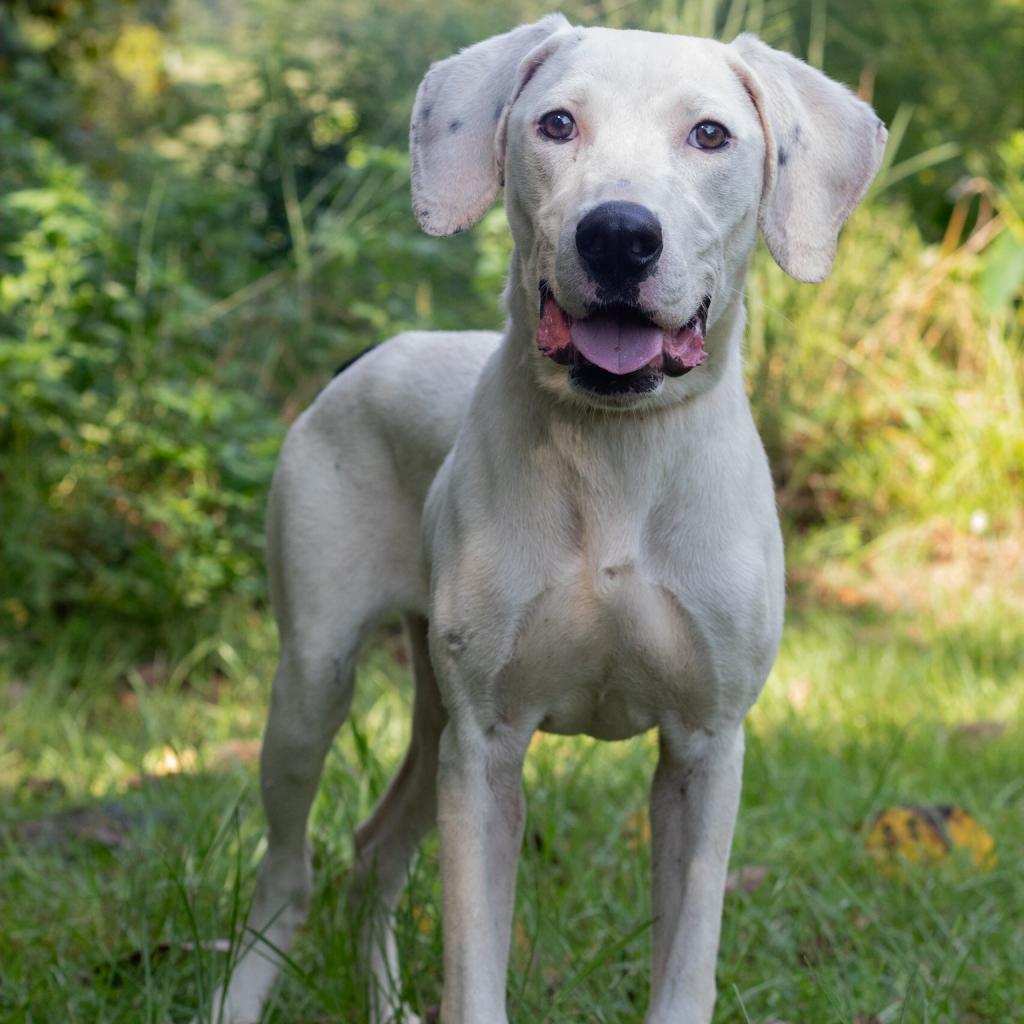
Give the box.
[410,13,571,237]
[729,34,887,283]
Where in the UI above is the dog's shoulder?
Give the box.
[296,329,501,471]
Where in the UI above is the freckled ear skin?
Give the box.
[410,13,571,237]
[728,33,888,283]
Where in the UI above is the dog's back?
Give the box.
[266,328,499,628]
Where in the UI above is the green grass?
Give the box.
[2,554,1022,1024]
[3,3,1022,1020]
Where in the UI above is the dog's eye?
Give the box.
[538,110,577,142]
[688,121,730,151]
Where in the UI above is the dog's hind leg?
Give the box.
[207,408,423,1022]
[348,612,445,1024]
[209,633,358,1024]
[201,332,493,1022]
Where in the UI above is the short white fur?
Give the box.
[205,15,885,1024]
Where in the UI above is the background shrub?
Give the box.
[0,0,1021,653]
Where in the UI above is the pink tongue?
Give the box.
[570,317,664,375]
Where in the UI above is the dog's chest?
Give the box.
[499,553,719,740]
[430,412,784,741]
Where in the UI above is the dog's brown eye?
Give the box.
[688,121,730,150]
[539,110,577,142]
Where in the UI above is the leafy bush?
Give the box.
[0,4,479,641]
[0,0,1021,655]
[745,200,1023,544]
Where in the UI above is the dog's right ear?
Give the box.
[410,13,571,237]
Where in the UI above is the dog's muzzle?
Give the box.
[537,284,709,396]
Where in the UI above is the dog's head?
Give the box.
[411,16,886,409]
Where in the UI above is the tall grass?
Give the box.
[745,199,1023,547]
[1,2,1022,1020]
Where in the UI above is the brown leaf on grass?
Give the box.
[88,939,233,981]
[133,660,168,688]
[833,584,870,608]
[725,864,769,895]
[11,803,134,849]
[853,1016,881,1024]
[624,808,651,850]
[949,720,1007,745]
[18,776,67,799]
[798,931,834,967]
[210,738,262,768]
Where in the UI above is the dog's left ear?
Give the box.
[410,13,571,237]
[728,34,887,283]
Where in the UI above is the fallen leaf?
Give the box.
[725,864,769,895]
[798,930,834,967]
[865,804,997,875]
[18,777,66,799]
[624,808,650,850]
[210,738,262,768]
[10,803,134,849]
[132,660,168,688]
[949,720,1007,745]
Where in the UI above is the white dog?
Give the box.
[207,14,885,1024]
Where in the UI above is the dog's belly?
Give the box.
[500,562,734,741]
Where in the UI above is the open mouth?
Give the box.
[536,283,710,396]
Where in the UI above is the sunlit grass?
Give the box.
[2,568,1021,1022]
[3,1,1023,1020]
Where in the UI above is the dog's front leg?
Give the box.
[646,722,745,1024]
[436,714,533,1024]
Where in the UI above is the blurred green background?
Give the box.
[1,2,1022,1022]
[1,0,1022,642]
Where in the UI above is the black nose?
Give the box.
[575,201,663,287]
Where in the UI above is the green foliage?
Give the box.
[1,3,1022,1018]
[0,1,484,640]
[744,200,1024,544]
[1,598,1022,1020]
[0,0,1021,653]
[792,0,1024,232]
[0,39,278,632]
